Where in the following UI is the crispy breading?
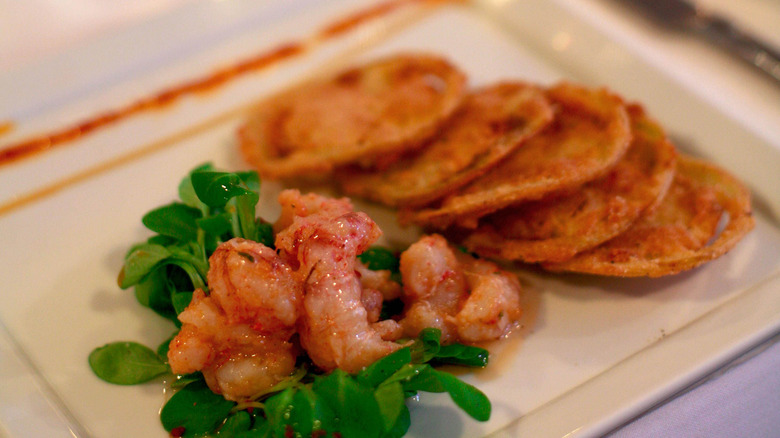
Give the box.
[238,53,467,179]
[401,81,633,229]
[337,82,554,207]
[460,104,678,263]
[543,155,755,277]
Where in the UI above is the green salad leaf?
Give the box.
[118,244,172,288]
[115,164,264,325]
[88,341,169,385]
[217,411,253,436]
[160,380,235,436]
[142,203,201,242]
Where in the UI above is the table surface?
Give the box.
[1,0,779,437]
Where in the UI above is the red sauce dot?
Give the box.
[170,426,186,437]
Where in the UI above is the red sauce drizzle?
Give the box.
[319,0,416,37]
[0,0,446,168]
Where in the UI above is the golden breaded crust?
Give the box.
[337,82,554,207]
[543,155,755,277]
[402,81,632,229]
[460,104,677,263]
[238,53,467,179]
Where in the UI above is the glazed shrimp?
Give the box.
[274,189,353,234]
[206,238,302,331]
[167,238,301,400]
[454,251,523,343]
[355,261,401,302]
[398,234,468,344]
[399,234,522,344]
[356,262,404,341]
[275,190,402,373]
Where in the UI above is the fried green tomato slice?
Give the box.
[543,155,755,277]
[459,104,678,263]
[401,81,632,229]
[337,82,554,207]
[238,53,467,179]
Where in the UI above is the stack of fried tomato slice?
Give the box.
[542,155,754,276]
[238,52,755,277]
[338,81,555,207]
[459,104,678,264]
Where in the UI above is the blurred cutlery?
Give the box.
[617,0,780,84]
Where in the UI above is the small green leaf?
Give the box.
[119,244,171,288]
[408,328,488,367]
[313,369,384,438]
[171,372,203,389]
[357,348,411,388]
[133,267,175,320]
[172,291,193,315]
[146,234,178,247]
[235,411,269,437]
[381,403,410,438]
[434,370,491,422]
[191,171,254,208]
[166,246,209,281]
[236,170,260,193]
[217,411,252,436]
[265,385,335,438]
[179,163,214,209]
[234,193,260,239]
[133,262,201,324]
[255,222,274,248]
[142,203,201,242]
[387,363,491,422]
[393,364,445,394]
[374,381,406,433]
[160,380,235,435]
[263,387,295,436]
[88,341,169,385]
[197,213,232,238]
[189,170,260,240]
[410,328,442,363]
[434,344,489,368]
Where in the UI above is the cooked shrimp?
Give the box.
[274,189,353,233]
[454,252,523,343]
[167,238,301,401]
[356,263,403,338]
[275,190,402,373]
[356,261,401,301]
[208,238,302,333]
[167,289,224,375]
[398,234,468,344]
[399,234,522,344]
[360,287,384,324]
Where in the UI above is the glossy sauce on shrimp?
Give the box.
[275,190,403,373]
[168,190,523,401]
[167,238,301,401]
[399,234,523,344]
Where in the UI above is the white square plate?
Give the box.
[1,1,779,437]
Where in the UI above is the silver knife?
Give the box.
[617,0,780,84]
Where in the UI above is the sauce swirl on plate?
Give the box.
[0,0,450,167]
